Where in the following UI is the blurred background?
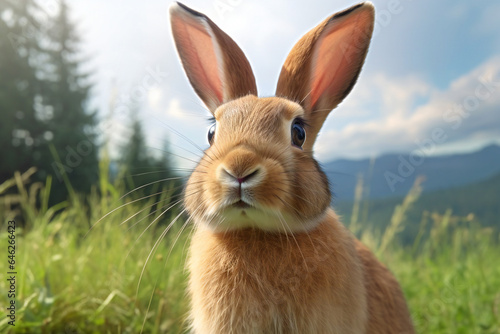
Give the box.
[0,0,499,333]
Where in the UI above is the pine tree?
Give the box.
[43,0,99,202]
[0,0,46,182]
[0,0,99,205]
[119,111,176,198]
[122,114,149,175]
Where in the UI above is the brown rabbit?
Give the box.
[170,2,414,333]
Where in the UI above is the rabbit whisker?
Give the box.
[119,176,185,200]
[136,208,187,299]
[85,190,170,238]
[120,198,178,228]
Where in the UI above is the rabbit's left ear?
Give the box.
[170,2,257,113]
[276,2,375,148]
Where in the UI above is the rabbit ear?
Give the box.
[276,2,374,147]
[170,2,257,112]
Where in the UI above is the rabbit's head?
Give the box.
[170,2,374,232]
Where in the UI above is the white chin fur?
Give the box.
[196,207,327,234]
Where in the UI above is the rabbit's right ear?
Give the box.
[276,2,375,149]
[170,2,257,113]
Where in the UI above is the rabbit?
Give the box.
[169,1,415,333]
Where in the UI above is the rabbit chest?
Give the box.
[187,210,368,334]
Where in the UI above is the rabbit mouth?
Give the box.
[231,200,252,209]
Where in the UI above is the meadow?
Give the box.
[0,166,499,333]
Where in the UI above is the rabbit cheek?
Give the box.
[290,157,331,224]
[253,159,289,210]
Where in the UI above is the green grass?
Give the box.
[387,218,500,333]
[0,170,499,333]
[0,168,190,333]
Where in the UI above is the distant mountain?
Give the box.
[323,144,500,201]
[334,170,500,245]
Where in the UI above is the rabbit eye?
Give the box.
[291,119,306,148]
[208,123,216,145]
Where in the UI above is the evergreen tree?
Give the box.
[0,0,46,182]
[43,0,98,201]
[119,112,176,198]
[0,0,99,204]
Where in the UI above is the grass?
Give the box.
[381,212,500,333]
[0,167,190,333]
[0,168,499,333]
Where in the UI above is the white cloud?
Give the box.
[147,87,163,110]
[315,56,500,161]
[332,72,430,122]
[163,98,188,120]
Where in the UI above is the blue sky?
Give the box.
[68,0,500,167]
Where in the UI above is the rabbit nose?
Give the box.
[222,168,260,185]
[218,147,261,186]
[237,169,259,184]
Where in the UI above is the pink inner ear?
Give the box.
[309,17,366,109]
[173,18,223,104]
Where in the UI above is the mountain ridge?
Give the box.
[323,144,500,201]
[333,169,500,245]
